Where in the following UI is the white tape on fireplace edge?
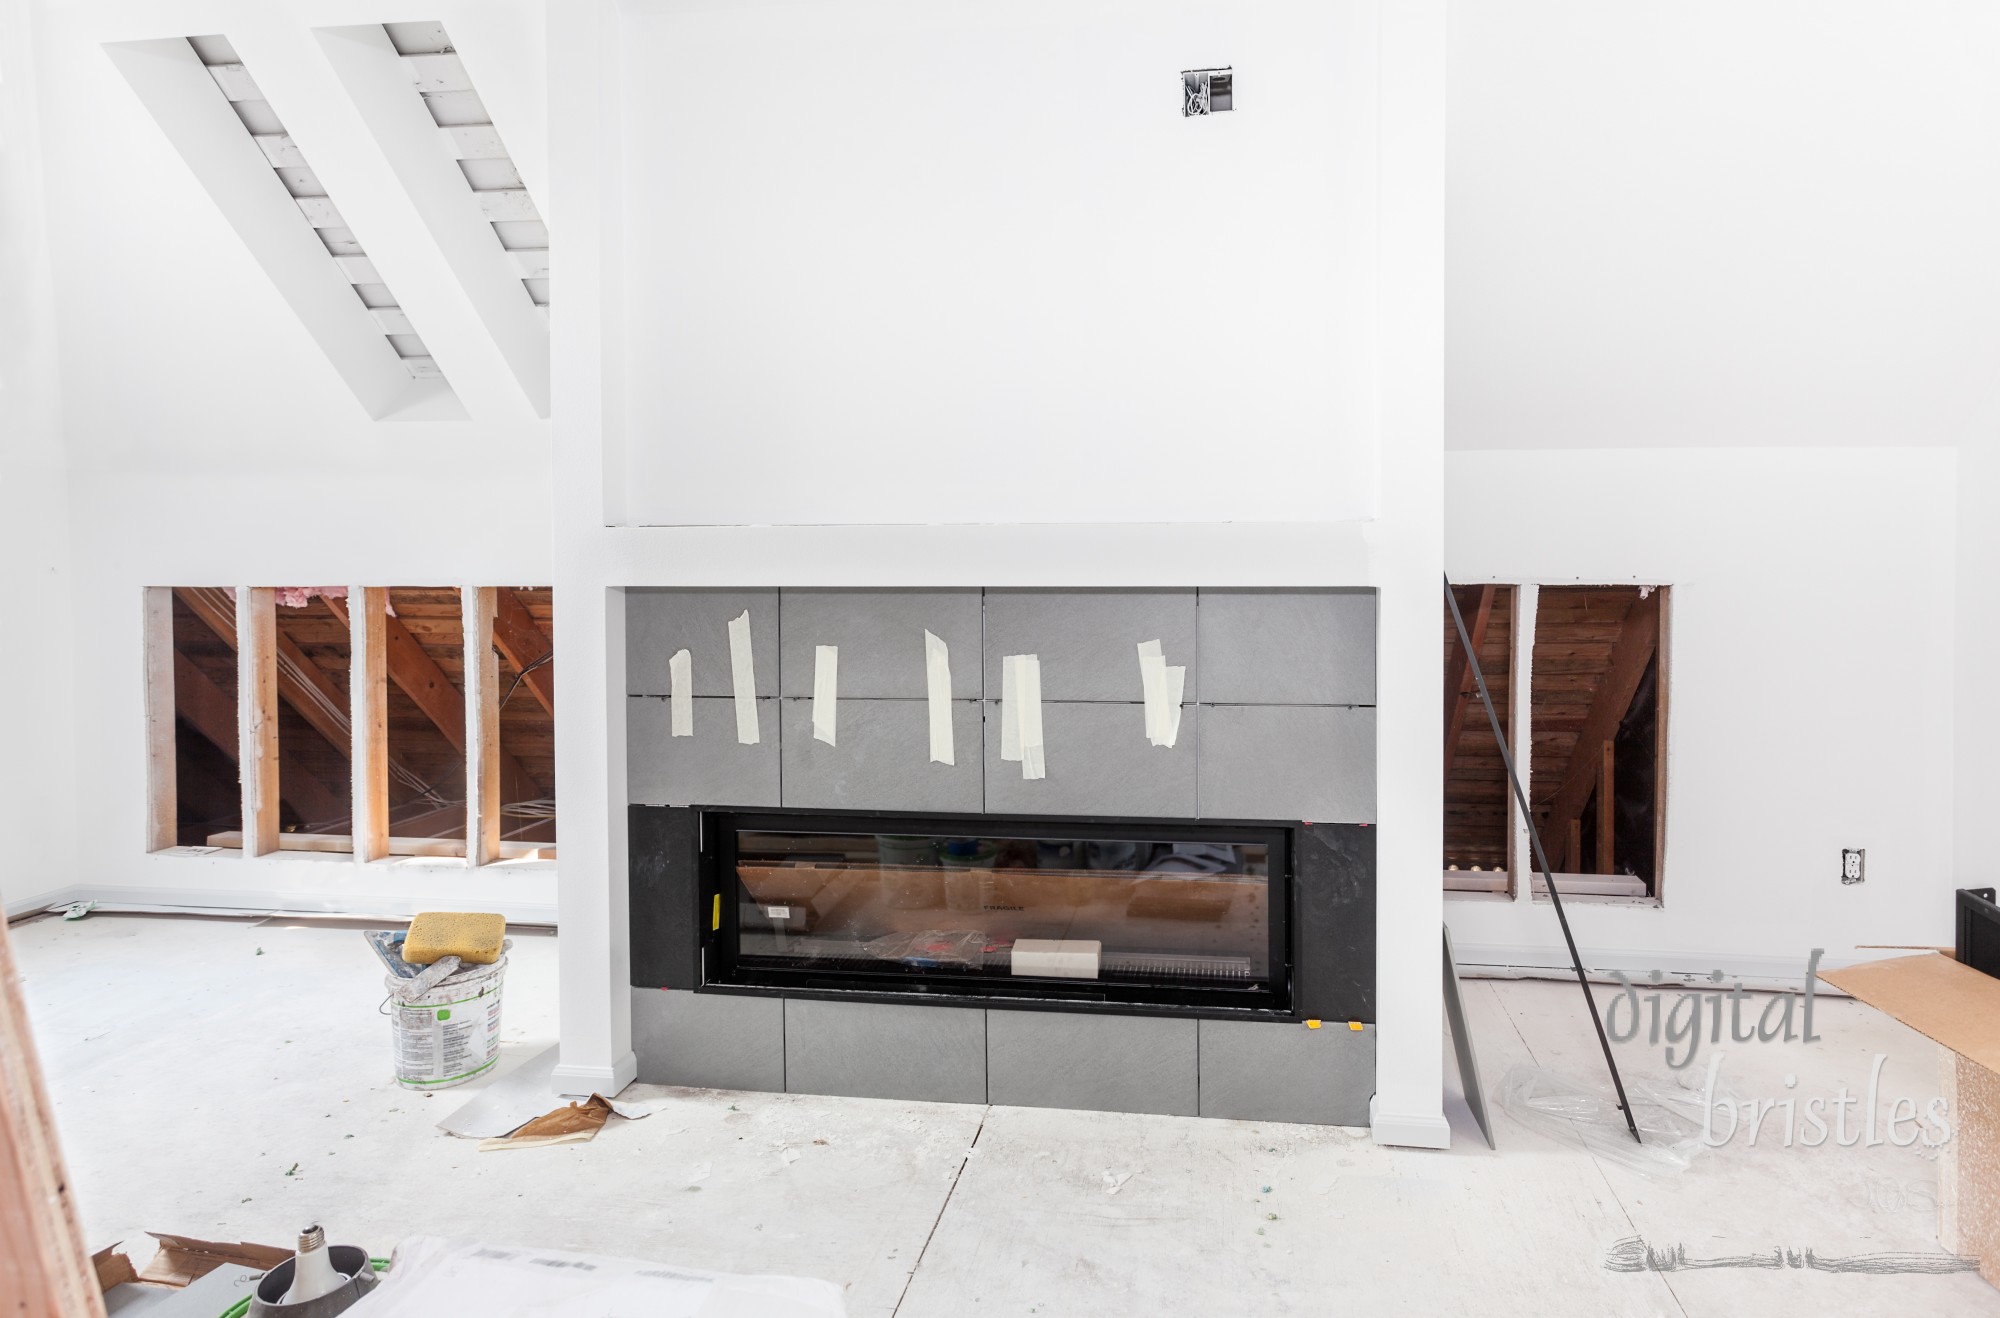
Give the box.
[667,648,693,737]
[811,644,838,746]
[924,630,954,764]
[727,609,759,745]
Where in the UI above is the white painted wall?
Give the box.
[1442,448,1959,978]
[610,0,1380,527]
[16,0,558,918]
[0,0,80,914]
[1442,0,1999,975]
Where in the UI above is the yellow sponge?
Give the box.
[403,911,506,966]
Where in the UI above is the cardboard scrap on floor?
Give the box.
[1819,952,2000,1074]
[481,1095,616,1151]
[134,1234,291,1287]
[95,1235,286,1317]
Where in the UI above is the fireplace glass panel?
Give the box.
[723,822,1278,1003]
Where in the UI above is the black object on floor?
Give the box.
[1958,887,2000,979]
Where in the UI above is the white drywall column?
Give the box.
[548,0,637,1097]
[0,0,78,914]
[1957,442,1994,891]
[1369,0,1450,1149]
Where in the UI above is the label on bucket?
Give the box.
[391,963,504,1089]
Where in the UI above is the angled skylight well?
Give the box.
[186,35,443,380]
[383,22,548,318]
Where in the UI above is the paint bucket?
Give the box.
[384,956,506,1090]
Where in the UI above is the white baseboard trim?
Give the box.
[553,1051,640,1099]
[4,884,559,927]
[1369,1095,1451,1149]
[1450,942,1870,995]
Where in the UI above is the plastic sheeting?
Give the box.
[1495,1064,1739,1177]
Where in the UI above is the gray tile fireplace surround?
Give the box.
[624,587,1378,1126]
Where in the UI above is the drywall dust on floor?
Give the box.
[12,913,2000,1318]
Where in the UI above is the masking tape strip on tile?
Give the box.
[668,648,693,737]
[812,644,838,746]
[924,630,954,764]
[727,609,759,745]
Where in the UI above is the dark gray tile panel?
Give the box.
[1197,704,1373,823]
[986,1010,1197,1116]
[627,588,778,697]
[628,695,780,807]
[779,698,982,813]
[1198,1019,1375,1125]
[632,988,786,1094]
[1197,588,1375,705]
[982,589,1198,703]
[778,589,983,698]
[982,701,1197,818]
[784,998,986,1104]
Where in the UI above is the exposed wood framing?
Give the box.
[1441,583,1497,781]
[0,919,107,1318]
[350,587,391,862]
[178,588,357,768]
[1537,589,1661,867]
[235,588,281,856]
[492,587,555,715]
[143,587,177,852]
[173,652,344,825]
[321,595,539,805]
[464,587,502,866]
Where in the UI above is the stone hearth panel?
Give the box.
[982,589,1199,703]
[778,588,983,699]
[982,700,1198,817]
[632,988,785,1092]
[986,1010,1198,1116]
[1198,705,1374,822]
[1197,588,1376,705]
[785,998,987,1104]
[627,587,779,697]
[628,695,780,807]
[779,697,982,813]
[1197,1019,1376,1125]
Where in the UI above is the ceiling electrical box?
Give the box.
[1182,66,1233,116]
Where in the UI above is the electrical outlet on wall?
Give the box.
[1841,849,1865,885]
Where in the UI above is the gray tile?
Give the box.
[628,696,780,807]
[1197,705,1373,823]
[1198,1018,1375,1125]
[986,1010,1196,1116]
[632,988,786,1093]
[983,701,1198,818]
[779,589,982,699]
[780,698,982,813]
[983,589,1198,703]
[1198,588,1376,705]
[785,998,986,1104]
[627,588,778,696]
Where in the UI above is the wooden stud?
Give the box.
[143,587,177,852]
[350,587,391,863]
[492,587,555,716]
[0,919,108,1318]
[464,586,502,866]
[1596,739,1616,876]
[236,587,280,857]
[1565,818,1583,877]
[1539,589,1661,851]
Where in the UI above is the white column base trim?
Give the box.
[1369,1095,1451,1149]
[553,1050,640,1099]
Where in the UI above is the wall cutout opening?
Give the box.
[272,589,355,846]
[1530,586,1668,898]
[1442,585,1515,891]
[380,588,469,850]
[493,587,555,850]
[166,588,244,847]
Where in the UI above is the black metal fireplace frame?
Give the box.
[698,806,1296,1017]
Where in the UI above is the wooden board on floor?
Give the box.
[0,917,108,1317]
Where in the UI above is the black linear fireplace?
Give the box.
[706,810,1291,1012]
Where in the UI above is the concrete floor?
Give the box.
[13,912,2000,1317]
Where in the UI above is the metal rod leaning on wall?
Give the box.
[1444,574,1641,1143]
